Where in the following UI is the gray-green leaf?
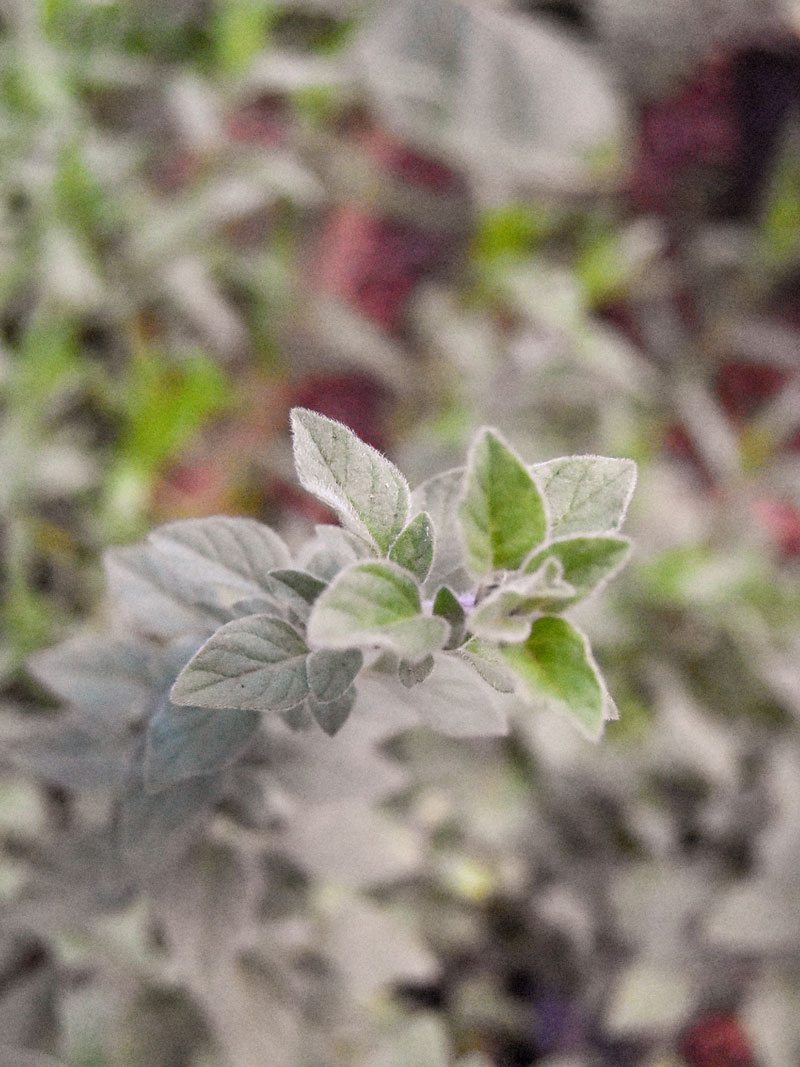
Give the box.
[145,700,260,792]
[307,561,449,663]
[389,511,434,582]
[459,428,547,575]
[290,407,410,552]
[502,616,605,738]
[308,687,356,735]
[530,455,637,538]
[306,647,364,703]
[170,615,309,712]
[411,467,471,594]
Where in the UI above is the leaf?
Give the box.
[170,615,309,712]
[529,455,637,538]
[298,523,371,582]
[459,428,547,574]
[268,568,328,623]
[104,544,221,639]
[502,616,605,738]
[399,655,434,688]
[459,638,516,693]
[308,687,356,736]
[27,633,159,724]
[432,585,467,648]
[290,407,410,552]
[467,558,575,641]
[523,534,631,607]
[389,511,434,582]
[307,561,449,663]
[306,647,364,703]
[358,653,509,737]
[410,467,470,593]
[145,699,260,792]
[9,721,130,790]
[147,516,292,606]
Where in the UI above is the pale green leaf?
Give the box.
[502,616,605,738]
[410,467,470,593]
[530,455,637,537]
[523,534,631,608]
[459,428,547,574]
[467,557,575,641]
[290,407,410,552]
[306,647,363,703]
[307,561,449,663]
[459,638,516,693]
[170,615,309,712]
[145,699,260,792]
[389,511,434,582]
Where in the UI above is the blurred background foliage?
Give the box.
[2,0,800,1064]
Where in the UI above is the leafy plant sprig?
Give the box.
[161,409,635,762]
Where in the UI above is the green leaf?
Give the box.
[467,558,575,641]
[523,534,631,608]
[411,467,470,593]
[170,615,309,712]
[502,616,605,738]
[308,687,356,736]
[432,586,467,648]
[530,455,636,538]
[306,647,363,703]
[307,561,449,663]
[459,638,516,693]
[389,512,434,582]
[290,407,410,552]
[145,700,260,792]
[459,428,547,575]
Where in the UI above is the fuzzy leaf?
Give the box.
[145,700,260,792]
[399,655,434,688]
[410,468,470,593]
[432,585,467,648]
[148,516,292,605]
[308,687,356,736]
[290,407,410,552]
[298,524,370,582]
[389,511,434,582]
[459,429,547,574]
[459,638,516,693]
[467,557,575,641]
[306,647,364,703]
[523,534,631,608]
[502,616,605,737]
[268,568,328,623]
[170,615,309,712]
[530,455,637,537]
[308,561,449,663]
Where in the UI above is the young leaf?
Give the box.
[170,615,309,712]
[307,561,449,663]
[459,428,547,575]
[523,534,632,608]
[399,655,434,688]
[308,687,356,736]
[306,647,364,703]
[268,569,328,623]
[290,407,410,552]
[467,558,575,642]
[389,512,434,582]
[530,456,637,538]
[145,700,260,792]
[459,638,517,694]
[432,585,467,648]
[502,616,605,738]
[411,467,471,593]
